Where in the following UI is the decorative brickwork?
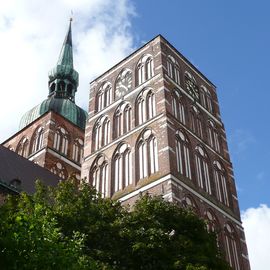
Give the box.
[81,35,250,270]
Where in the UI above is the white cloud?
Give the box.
[0,0,136,143]
[242,204,270,270]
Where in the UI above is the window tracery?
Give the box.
[96,82,112,112]
[136,129,158,180]
[213,161,229,206]
[200,86,213,113]
[112,143,132,193]
[208,120,220,152]
[167,55,180,84]
[224,223,240,270]
[195,146,211,194]
[30,126,44,154]
[93,116,110,151]
[16,137,29,158]
[113,103,131,138]
[136,54,154,86]
[175,131,192,179]
[136,88,156,125]
[89,155,109,197]
[172,90,185,124]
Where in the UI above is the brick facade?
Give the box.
[81,35,250,270]
[3,111,84,180]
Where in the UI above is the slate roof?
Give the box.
[0,145,60,194]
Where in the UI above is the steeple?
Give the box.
[48,19,79,102]
[57,19,73,67]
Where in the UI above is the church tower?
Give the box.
[81,35,250,270]
[3,20,87,181]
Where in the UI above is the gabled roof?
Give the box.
[0,145,60,194]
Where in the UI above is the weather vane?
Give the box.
[70,10,73,22]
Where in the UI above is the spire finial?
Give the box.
[70,10,73,23]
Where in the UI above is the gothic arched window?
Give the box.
[175,131,192,179]
[224,223,241,270]
[16,137,29,158]
[167,55,180,84]
[96,82,112,112]
[204,210,222,249]
[53,127,69,156]
[136,88,156,125]
[136,129,158,180]
[172,90,186,124]
[200,86,213,113]
[208,120,220,153]
[190,106,203,138]
[136,54,154,86]
[195,146,211,194]
[89,155,109,197]
[31,126,44,154]
[72,138,84,163]
[93,116,110,151]
[182,195,199,214]
[113,103,132,139]
[213,161,229,206]
[112,143,132,194]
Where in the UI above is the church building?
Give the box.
[2,21,250,270]
[2,21,87,181]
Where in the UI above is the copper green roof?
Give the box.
[19,97,87,130]
[48,20,79,87]
[19,20,87,131]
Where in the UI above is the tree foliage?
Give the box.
[0,179,231,270]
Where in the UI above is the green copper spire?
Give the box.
[19,19,87,131]
[48,19,79,102]
[57,19,73,67]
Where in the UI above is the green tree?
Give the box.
[0,180,230,270]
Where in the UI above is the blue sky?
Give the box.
[130,0,270,211]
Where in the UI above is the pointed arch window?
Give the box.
[175,131,192,179]
[224,223,241,270]
[72,138,84,163]
[167,55,181,85]
[113,103,132,139]
[53,131,61,151]
[136,88,156,125]
[195,146,211,194]
[204,210,222,249]
[89,155,109,197]
[136,54,154,86]
[208,120,220,152]
[16,137,29,158]
[31,126,44,154]
[93,116,110,151]
[112,143,132,193]
[182,195,199,214]
[190,106,203,138]
[53,127,69,156]
[172,90,186,124]
[136,129,159,180]
[213,161,229,206]
[200,86,213,113]
[96,82,112,112]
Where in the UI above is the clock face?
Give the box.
[115,70,132,98]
